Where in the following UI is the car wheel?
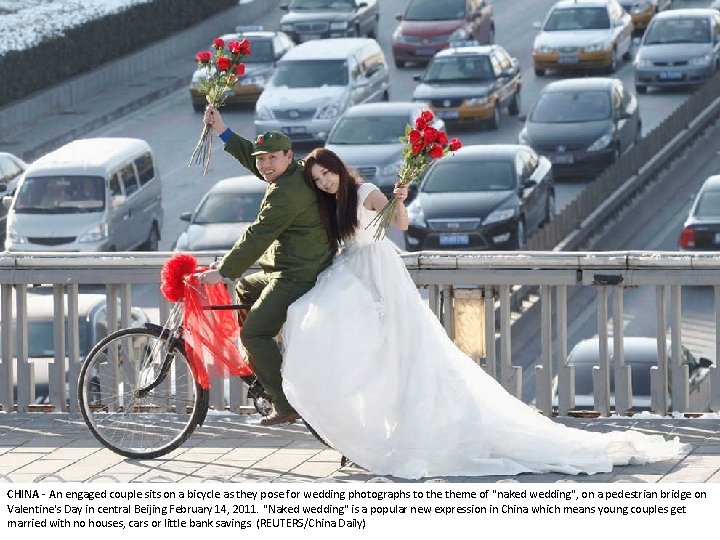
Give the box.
[394,58,406,68]
[636,84,647,94]
[512,220,526,250]
[487,102,501,130]
[508,89,521,116]
[534,67,545,77]
[610,144,621,165]
[142,224,160,251]
[381,90,390,102]
[606,48,618,74]
[543,192,556,226]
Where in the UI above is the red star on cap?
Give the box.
[256,135,265,145]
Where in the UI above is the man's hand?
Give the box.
[203,106,227,136]
[197,269,224,285]
[393,183,410,202]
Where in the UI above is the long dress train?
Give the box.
[282,182,689,480]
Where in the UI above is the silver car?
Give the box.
[324,102,445,198]
[634,8,720,94]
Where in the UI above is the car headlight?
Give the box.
[316,100,345,119]
[634,57,652,68]
[381,160,403,177]
[534,44,556,54]
[518,127,529,145]
[483,208,516,226]
[5,226,26,246]
[330,21,349,30]
[241,74,267,87]
[587,129,614,152]
[584,42,611,53]
[280,24,294,32]
[407,201,425,228]
[255,104,274,120]
[464,96,488,106]
[78,222,108,243]
[392,28,408,43]
[689,54,713,67]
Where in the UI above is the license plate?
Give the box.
[715,233,720,244]
[281,126,306,135]
[551,153,574,165]
[415,48,436,56]
[436,110,459,119]
[557,54,579,64]
[659,71,683,81]
[299,34,321,42]
[439,234,469,246]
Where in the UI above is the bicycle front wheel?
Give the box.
[78,326,206,459]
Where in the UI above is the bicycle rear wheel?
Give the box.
[78,326,206,459]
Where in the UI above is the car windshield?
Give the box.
[573,362,652,397]
[290,0,355,11]
[423,56,494,83]
[544,7,610,31]
[405,0,465,21]
[272,60,348,87]
[531,90,611,123]
[328,115,411,144]
[422,160,516,193]
[644,18,711,45]
[238,39,273,63]
[193,192,263,224]
[695,190,720,218]
[13,176,105,214]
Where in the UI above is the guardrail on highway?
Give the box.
[1,251,719,418]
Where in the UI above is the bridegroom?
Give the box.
[198,106,335,426]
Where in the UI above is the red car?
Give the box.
[391,0,495,68]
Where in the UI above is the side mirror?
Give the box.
[2,196,12,210]
[180,211,192,222]
[280,3,289,11]
[699,357,713,369]
[522,178,538,189]
[0,182,6,193]
[111,194,127,207]
[412,74,422,82]
[357,1,368,8]
[618,111,632,120]
[518,114,528,122]
[396,13,403,22]
[532,21,542,30]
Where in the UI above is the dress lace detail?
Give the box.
[281,183,689,479]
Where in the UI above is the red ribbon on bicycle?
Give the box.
[160,253,252,389]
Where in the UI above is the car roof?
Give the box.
[435,44,499,58]
[207,175,267,195]
[218,31,277,41]
[543,77,616,92]
[24,290,108,321]
[654,8,717,20]
[567,337,678,365]
[552,0,610,9]
[450,144,528,159]
[281,38,376,60]
[28,137,150,174]
[700,175,720,192]
[342,102,423,116]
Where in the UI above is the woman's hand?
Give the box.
[203,106,227,136]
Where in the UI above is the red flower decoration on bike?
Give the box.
[160,252,198,302]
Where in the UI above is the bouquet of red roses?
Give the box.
[369,109,461,240]
[189,37,251,175]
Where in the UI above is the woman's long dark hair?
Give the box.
[303,148,361,248]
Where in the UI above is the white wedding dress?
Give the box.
[282,183,689,480]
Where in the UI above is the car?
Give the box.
[411,43,522,130]
[532,0,634,76]
[391,0,495,68]
[0,151,28,246]
[518,77,641,179]
[618,0,672,33]
[633,8,720,94]
[403,144,555,251]
[679,174,720,251]
[324,102,445,200]
[279,0,380,43]
[190,27,295,112]
[552,337,714,412]
[172,175,266,251]
[5,288,149,406]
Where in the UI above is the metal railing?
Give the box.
[2,250,719,417]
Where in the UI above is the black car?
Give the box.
[679,174,720,251]
[404,145,555,251]
[279,0,379,43]
[518,77,641,179]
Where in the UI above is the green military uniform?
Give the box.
[217,131,334,414]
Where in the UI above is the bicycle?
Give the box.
[77,288,328,460]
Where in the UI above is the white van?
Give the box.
[254,37,390,144]
[3,138,163,252]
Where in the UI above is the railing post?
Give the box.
[613,284,632,415]
[556,285,575,416]
[535,285,553,416]
[651,285,669,415]
[428,284,440,320]
[670,284,689,413]
[499,285,522,399]
[50,284,67,411]
[483,287,496,380]
[712,285,720,412]
[14,285,31,412]
[594,282,611,417]
[0,285,14,412]
[66,284,80,414]
[441,284,454,339]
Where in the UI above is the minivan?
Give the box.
[3,138,163,252]
[254,37,390,144]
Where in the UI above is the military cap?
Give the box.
[251,131,292,156]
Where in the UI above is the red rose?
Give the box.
[449,137,462,151]
[421,109,434,123]
[436,130,448,145]
[235,63,246,76]
[422,127,438,145]
[228,74,237,84]
[415,117,428,130]
[408,129,422,145]
[195,51,212,63]
[213,38,224,49]
[228,40,241,55]
[239,38,251,55]
[216,56,232,71]
[428,143,444,159]
[411,142,424,155]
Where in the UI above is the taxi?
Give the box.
[618,1,672,33]
[190,27,295,111]
[411,42,522,130]
[532,0,634,76]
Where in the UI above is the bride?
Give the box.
[281,148,689,480]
